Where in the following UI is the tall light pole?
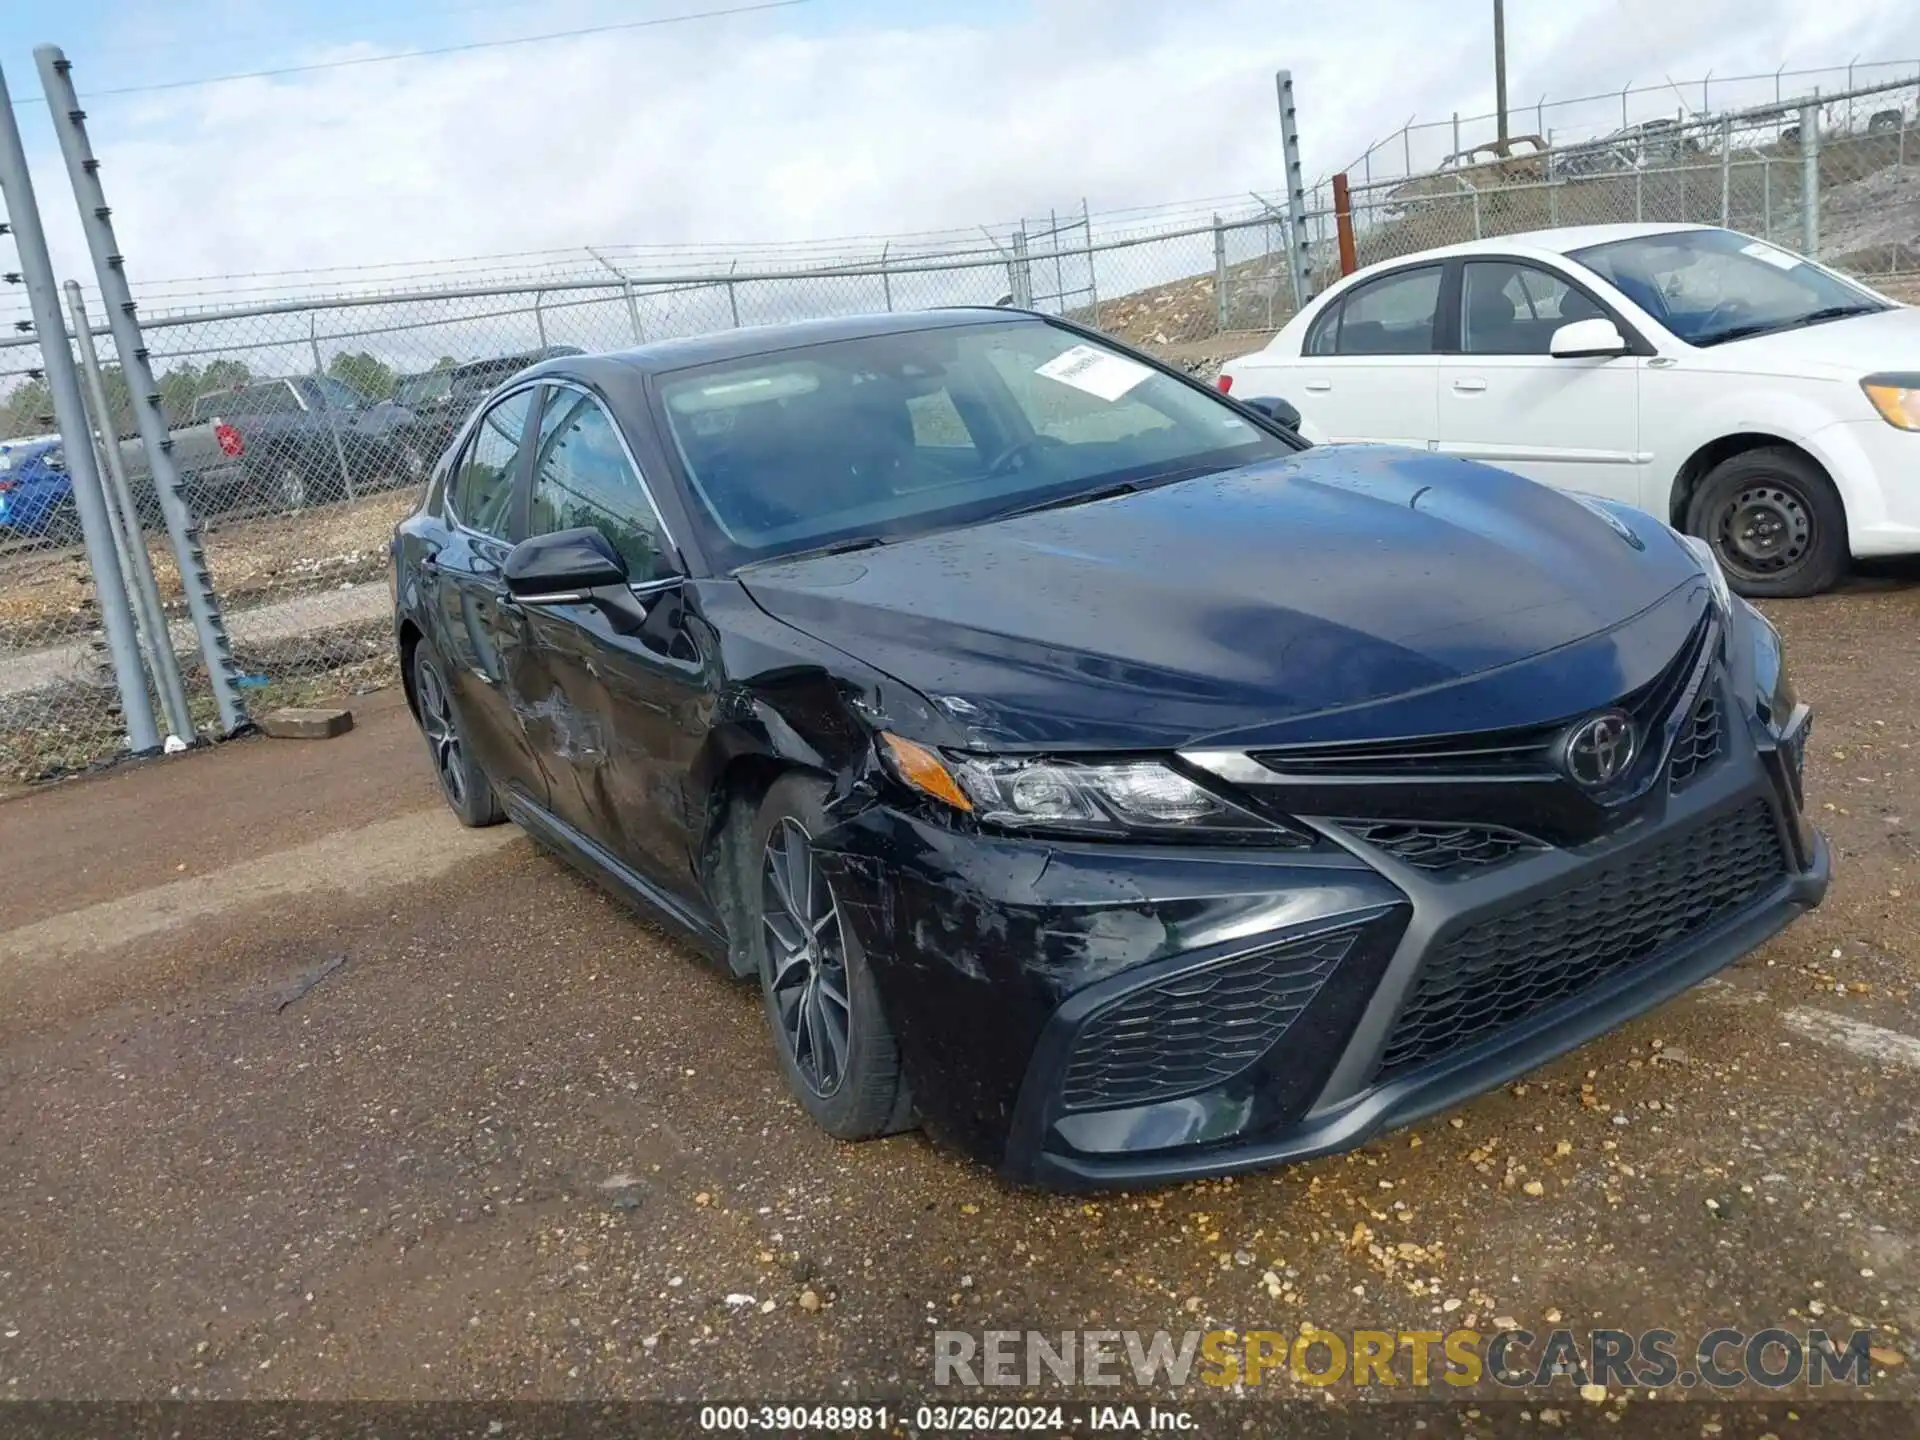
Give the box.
[1494,0,1510,142]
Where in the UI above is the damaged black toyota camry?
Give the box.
[390,310,1826,1189]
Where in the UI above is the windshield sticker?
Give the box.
[1740,241,1801,271]
[1035,345,1153,402]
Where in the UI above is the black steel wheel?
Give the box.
[1685,446,1848,598]
[411,641,503,827]
[747,774,912,1140]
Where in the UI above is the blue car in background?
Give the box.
[0,436,76,542]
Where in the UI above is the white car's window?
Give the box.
[1462,261,1607,354]
[1307,267,1444,357]
[1570,228,1886,347]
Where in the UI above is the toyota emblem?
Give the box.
[1561,710,1638,790]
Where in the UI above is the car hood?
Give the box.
[1709,303,1920,376]
[739,446,1705,751]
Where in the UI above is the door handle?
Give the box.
[1304,380,1333,393]
[1451,378,1488,393]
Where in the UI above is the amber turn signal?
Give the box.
[878,732,973,812]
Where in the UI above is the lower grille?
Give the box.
[1060,929,1356,1111]
[1375,800,1786,1081]
[1669,685,1725,790]
[1334,820,1543,875]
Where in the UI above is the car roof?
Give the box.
[1348,222,1716,271]
[515,308,1021,383]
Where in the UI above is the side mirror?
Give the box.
[502,527,670,636]
[504,527,628,601]
[1549,317,1629,358]
[1242,395,1304,430]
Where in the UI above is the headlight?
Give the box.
[42,447,66,473]
[878,732,1297,842]
[1676,531,1732,616]
[1861,373,1920,431]
[1749,611,1798,731]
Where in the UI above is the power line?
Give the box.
[8,0,811,106]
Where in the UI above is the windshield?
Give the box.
[1570,228,1887,347]
[657,319,1296,568]
[395,372,451,408]
[304,375,372,411]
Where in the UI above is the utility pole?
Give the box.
[1493,0,1510,142]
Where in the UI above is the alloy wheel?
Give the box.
[415,654,468,810]
[761,817,852,1097]
[1713,481,1812,583]
[280,467,310,511]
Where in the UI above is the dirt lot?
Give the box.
[1,570,1917,1435]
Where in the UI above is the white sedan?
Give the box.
[1218,223,1920,596]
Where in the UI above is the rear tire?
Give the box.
[745,774,912,1141]
[1684,446,1848,599]
[410,640,504,827]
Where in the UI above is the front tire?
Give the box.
[1685,446,1848,599]
[747,775,911,1141]
[411,641,503,827]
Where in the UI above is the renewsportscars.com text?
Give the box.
[933,1326,1880,1391]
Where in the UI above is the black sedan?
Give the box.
[389,310,1827,1189]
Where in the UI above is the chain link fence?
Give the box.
[1343,76,1920,282]
[2,70,1917,786]
[0,210,1316,783]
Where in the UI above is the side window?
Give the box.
[449,389,534,539]
[1462,261,1605,354]
[528,390,672,582]
[1332,267,1443,355]
[1305,301,1344,356]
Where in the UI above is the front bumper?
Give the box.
[818,699,1826,1191]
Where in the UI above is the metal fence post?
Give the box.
[35,44,245,735]
[1635,167,1644,221]
[533,290,548,348]
[1049,208,1066,315]
[1277,69,1313,303]
[727,260,741,327]
[1720,118,1733,225]
[1212,214,1227,334]
[1763,158,1772,241]
[66,281,193,742]
[0,60,159,754]
[1331,174,1358,276]
[1081,199,1100,329]
[1801,101,1821,256]
[1009,228,1033,308]
[1471,187,1483,238]
[309,313,355,502]
[878,243,892,312]
[622,279,643,344]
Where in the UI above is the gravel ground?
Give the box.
[1,571,1917,1435]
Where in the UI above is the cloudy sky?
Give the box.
[0,0,1917,293]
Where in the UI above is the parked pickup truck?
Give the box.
[392,346,584,466]
[1,419,246,543]
[190,376,423,511]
